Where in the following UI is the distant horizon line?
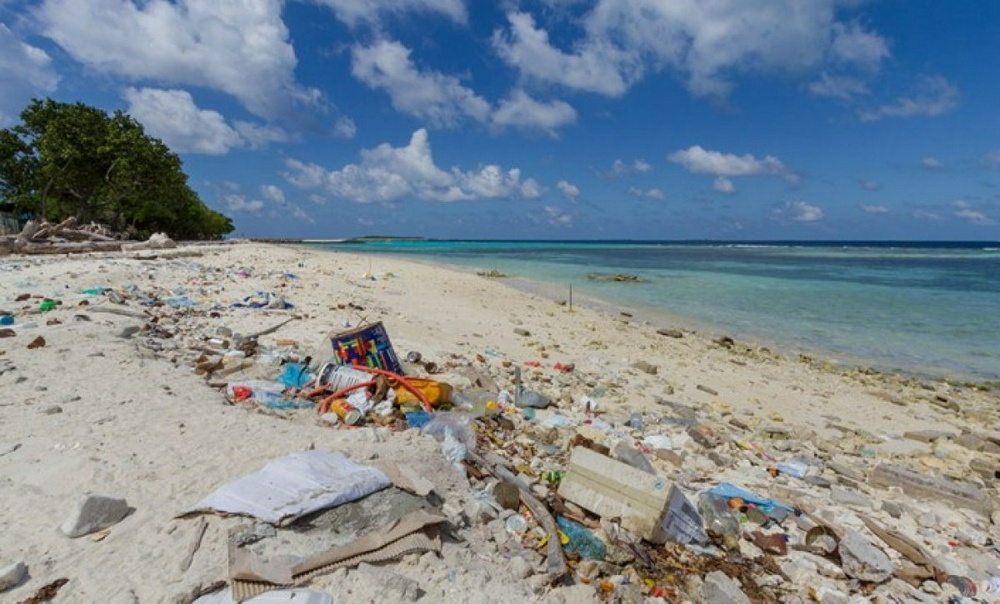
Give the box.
[252,237,1000,247]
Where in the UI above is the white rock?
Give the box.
[703,570,751,604]
[839,529,893,583]
[0,561,28,592]
[60,494,131,538]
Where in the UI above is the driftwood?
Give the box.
[1,218,172,256]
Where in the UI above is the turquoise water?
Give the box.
[310,241,1000,382]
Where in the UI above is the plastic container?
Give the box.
[0,315,13,326]
[614,441,656,475]
[451,389,500,417]
[317,363,370,391]
[557,516,607,560]
[697,493,741,550]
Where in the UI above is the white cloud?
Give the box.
[921,157,946,171]
[310,0,466,28]
[808,72,869,100]
[859,75,959,122]
[861,204,889,214]
[223,193,264,213]
[124,87,243,155]
[261,184,285,204]
[493,2,890,99]
[233,121,292,148]
[491,89,577,135]
[37,0,319,120]
[713,177,735,194]
[913,209,943,221]
[284,129,543,203]
[830,21,890,70]
[773,200,823,222]
[493,11,635,96]
[351,39,491,128]
[352,40,575,135]
[628,187,665,201]
[610,158,652,176]
[557,180,580,199]
[544,205,573,226]
[0,23,60,125]
[669,145,797,185]
[334,116,357,139]
[952,200,995,226]
[860,179,880,191]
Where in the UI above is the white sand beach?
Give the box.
[1,242,998,603]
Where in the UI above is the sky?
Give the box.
[1,1,999,240]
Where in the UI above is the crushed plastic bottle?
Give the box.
[557,516,607,560]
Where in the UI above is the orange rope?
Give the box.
[352,366,434,413]
[317,380,376,414]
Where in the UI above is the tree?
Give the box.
[0,98,233,240]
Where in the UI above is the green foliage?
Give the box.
[0,98,233,240]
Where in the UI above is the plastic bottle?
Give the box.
[451,389,500,417]
[556,516,607,560]
[697,493,741,550]
[613,441,656,474]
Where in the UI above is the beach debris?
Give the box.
[838,529,894,583]
[558,446,673,543]
[182,451,391,525]
[702,570,751,604]
[587,272,643,283]
[656,328,684,338]
[631,359,658,375]
[60,494,131,538]
[0,561,28,592]
[26,335,45,349]
[18,577,69,604]
[868,461,993,515]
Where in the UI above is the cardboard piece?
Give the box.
[325,321,403,375]
[558,446,673,543]
[230,509,446,601]
[181,451,391,525]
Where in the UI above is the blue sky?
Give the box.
[2,1,999,240]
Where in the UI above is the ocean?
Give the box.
[309,240,1000,383]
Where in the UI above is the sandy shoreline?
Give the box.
[1,241,998,602]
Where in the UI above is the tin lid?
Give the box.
[343,410,362,425]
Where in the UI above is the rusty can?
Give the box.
[328,398,362,425]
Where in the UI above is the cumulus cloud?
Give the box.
[713,177,735,194]
[351,39,490,128]
[830,21,890,70]
[860,179,880,191]
[859,75,959,122]
[491,89,577,135]
[36,0,319,120]
[669,145,797,188]
[261,184,285,204]
[952,200,995,226]
[544,205,573,226]
[610,159,652,176]
[808,72,870,100]
[334,116,357,139]
[493,1,890,99]
[310,0,466,28]
[628,187,665,201]
[284,129,543,203]
[861,204,889,214]
[492,11,636,96]
[223,193,264,213]
[124,88,243,155]
[557,180,580,199]
[0,23,60,125]
[773,200,824,223]
[352,40,575,134]
[921,157,947,171]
